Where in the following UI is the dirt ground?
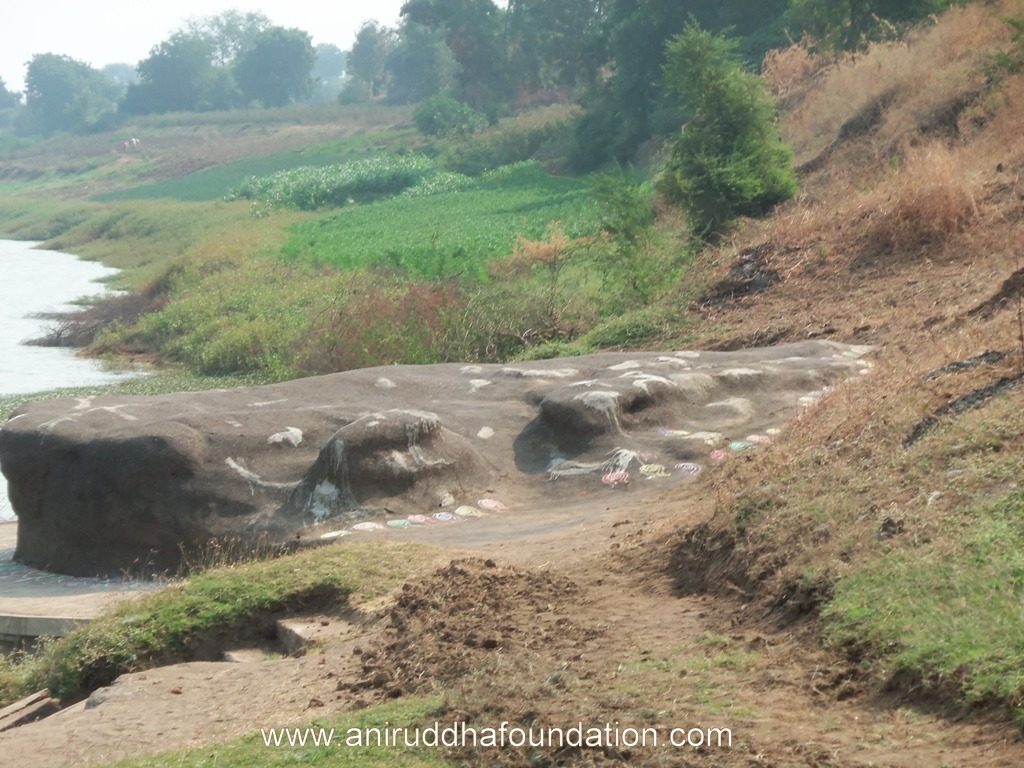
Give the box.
[2,482,1022,768]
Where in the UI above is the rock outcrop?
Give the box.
[0,342,872,575]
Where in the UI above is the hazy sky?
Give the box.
[1,0,407,92]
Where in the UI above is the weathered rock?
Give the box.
[0,342,872,575]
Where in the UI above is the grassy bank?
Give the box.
[0,541,443,707]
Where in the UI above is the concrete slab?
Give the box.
[0,522,157,639]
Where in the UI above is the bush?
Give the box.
[440,117,573,175]
[414,92,488,138]
[658,24,798,237]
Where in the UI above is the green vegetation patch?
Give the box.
[96,128,418,203]
[824,490,1024,723]
[101,697,452,768]
[282,162,602,280]
[0,541,439,706]
[231,155,438,210]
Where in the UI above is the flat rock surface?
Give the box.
[0,342,873,576]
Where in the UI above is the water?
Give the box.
[0,239,137,520]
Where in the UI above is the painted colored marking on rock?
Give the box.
[477,498,508,512]
[407,514,436,525]
[352,522,384,532]
[601,471,630,487]
[640,464,670,479]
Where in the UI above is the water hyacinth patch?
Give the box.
[229,155,438,210]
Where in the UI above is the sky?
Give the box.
[1,0,407,92]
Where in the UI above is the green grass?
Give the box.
[824,490,1024,723]
[97,130,419,204]
[0,542,441,707]
[98,697,453,768]
[282,162,602,280]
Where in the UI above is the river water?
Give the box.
[0,239,137,521]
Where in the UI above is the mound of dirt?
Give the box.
[374,559,596,690]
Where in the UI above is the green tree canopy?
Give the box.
[0,77,20,109]
[123,32,236,114]
[234,26,316,107]
[401,0,509,113]
[506,0,609,92]
[658,23,797,236]
[184,10,272,65]
[347,22,395,98]
[571,0,789,170]
[24,53,119,133]
[788,0,956,50]
[387,20,457,104]
[312,43,347,82]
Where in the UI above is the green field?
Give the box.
[96,130,419,203]
[282,162,602,280]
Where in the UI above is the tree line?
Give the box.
[0,11,346,135]
[0,0,959,148]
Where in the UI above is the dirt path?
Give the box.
[2,486,1021,767]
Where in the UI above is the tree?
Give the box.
[235,27,316,107]
[347,22,394,98]
[100,63,139,90]
[309,44,348,104]
[571,0,789,170]
[658,23,797,236]
[788,0,954,50]
[387,20,457,104]
[0,77,19,109]
[124,33,236,114]
[313,44,347,82]
[506,0,609,92]
[401,0,509,114]
[184,10,272,65]
[24,54,119,133]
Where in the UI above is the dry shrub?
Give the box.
[781,1,1016,164]
[299,276,461,374]
[497,223,576,277]
[761,38,833,103]
[859,142,979,254]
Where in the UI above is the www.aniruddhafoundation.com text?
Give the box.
[261,721,733,751]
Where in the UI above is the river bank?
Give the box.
[0,240,143,521]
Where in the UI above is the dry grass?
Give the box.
[761,38,834,104]
[779,1,1017,165]
[858,140,980,255]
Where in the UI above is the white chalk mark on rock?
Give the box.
[247,399,288,408]
[469,379,492,392]
[267,427,303,447]
[477,426,495,440]
[225,457,300,493]
[375,377,397,389]
[501,367,578,379]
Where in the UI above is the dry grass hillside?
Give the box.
[665,0,1024,724]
